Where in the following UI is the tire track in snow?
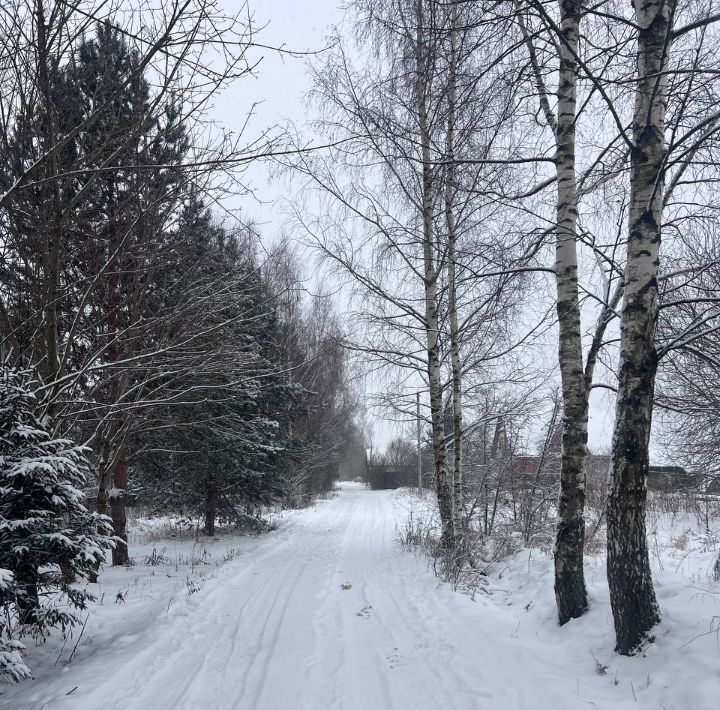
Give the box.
[235,555,312,708]
[234,493,355,709]
[114,538,297,710]
[298,491,360,710]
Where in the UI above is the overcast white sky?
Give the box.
[204,0,629,456]
[212,0,342,227]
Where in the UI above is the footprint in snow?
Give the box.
[386,648,403,669]
[355,605,372,619]
[340,582,352,590]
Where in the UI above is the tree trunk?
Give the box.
[205,472,217,537]
[36,0,62,402]
[427,327,454,548]
[104,179,131,567]
[90,430,122,581]
[15,565,40,625]
[110,450,130,566]
[606,0,671,656]
[445,1,464,543]
[415,0,454,548]
[553,0,589,625]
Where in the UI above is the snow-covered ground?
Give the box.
[2,482,719,709]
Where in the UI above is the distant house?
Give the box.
[485,419,705,493]
[707,476,720,495]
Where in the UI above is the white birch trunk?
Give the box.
[553,0,589,624]
[445,2,464,542]
[415,0,454,548]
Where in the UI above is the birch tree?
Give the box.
[414,0,455,546]
[591,0,720,653]
[513,0,628,624]
[291,0,537,552]
[605,0,671,654]
[547,0,590,623]
[444,0,466,542]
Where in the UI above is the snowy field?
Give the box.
[1,482,719,710]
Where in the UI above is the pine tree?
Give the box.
[0,366,114,637]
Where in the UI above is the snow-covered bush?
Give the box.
[0,365,114,680]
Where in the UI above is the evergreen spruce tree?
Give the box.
[130,202,294,530]
[0,366,114,639]
[0,570,31,682]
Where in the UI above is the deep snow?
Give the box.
[2,482,719,709]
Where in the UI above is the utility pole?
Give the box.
[417,391,422,493]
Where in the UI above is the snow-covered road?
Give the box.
[6,482,719,710]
